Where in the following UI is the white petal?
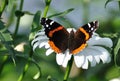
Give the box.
[62,51,72,67]
[35,31,45,36]
[83,47,101,64]
[86,46,111,64]
[89,57,97,67]
[87,55,93,61]
[91,46,110,63]
[32,42,40,50]
[86,55,96,67]
[98,47,111,63]
[82,58,89,69]
[106,56,111,63]
[74,54,85,68]
[39,42,48,48]
[46,48,54,56]
[75,51,89,69]
[56,53,65,65]
[44,43,50,49]
[77,45,111,68]
[31,39,37,46]
[56,50,72,67]
[33,36,48,42]
[88,36,113,48]
[94,55,100,63]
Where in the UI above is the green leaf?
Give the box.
[0,0,8,16]
[31,11,41,31]
[0,20,13,43]
[106,66,120,80]
[31,59,41,80]
[105,0,120,8]
[29,11,41,41]
[114,37,120,66]
[0,20,9,33]
[1,33,13,41]
[0,20,5,30]
[48,8,74,18]
[0,26,15,65]
[7,0,16,11]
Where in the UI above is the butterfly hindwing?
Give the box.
[41,18,69,53]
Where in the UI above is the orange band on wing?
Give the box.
[71,43,87,54]
[48,41,61,53]
[49,26,63,37]
[79,28,89,40]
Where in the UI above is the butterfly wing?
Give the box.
[70,21,99,54]
[41,18,69,53]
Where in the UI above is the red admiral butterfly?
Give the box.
[41,18,99,54]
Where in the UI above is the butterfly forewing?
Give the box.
[41,18,69,53]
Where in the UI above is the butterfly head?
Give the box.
[93,20,99,30]
[41,18,49,28]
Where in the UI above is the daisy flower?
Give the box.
[31,28,113,69]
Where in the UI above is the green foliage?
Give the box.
[29,11,41,41]
[114,37,120,66]
[7,0,16,11]
[31,11,41,32]
[48,8,74,18]
[0,0,8,17]
[106,66,120,80]
[0,0,120,81]
[0,20,15,65]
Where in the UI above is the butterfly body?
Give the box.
[41,18,99,54]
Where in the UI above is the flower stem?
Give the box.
[17,49,33,81]
[17,61,29,81]
[63,55,74,81]
[0,56,8,75]
[42,0,52,17]
[13,0,24,38]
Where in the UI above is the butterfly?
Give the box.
[40,18,99,54]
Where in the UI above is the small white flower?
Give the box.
[32,28,113,69]
[110,77,120,81]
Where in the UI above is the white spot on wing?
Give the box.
[46,24,49,27]
[45,18,48,21]
[93,21,96,24]
[50,21,54,25]
[91,27,94,31]
[88,23,91,28]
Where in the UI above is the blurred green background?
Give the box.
[0,0,120,81]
